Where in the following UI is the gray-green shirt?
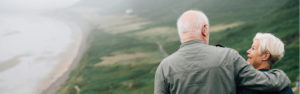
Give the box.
[154,40,290,94]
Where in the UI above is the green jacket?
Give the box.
[154,40,290,94]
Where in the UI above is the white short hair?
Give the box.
[176,10,209,38]
[254,33,285,64]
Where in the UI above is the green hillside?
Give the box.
[74,0,286,26]
[124,0,287,26]
[58,0,299,94]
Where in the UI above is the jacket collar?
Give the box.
[258,69,269,71]
[180,39,205,48]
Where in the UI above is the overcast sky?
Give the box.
[0,0,80,12]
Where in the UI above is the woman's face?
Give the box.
[246,40,263,68]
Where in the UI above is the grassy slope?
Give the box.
[58,0,298,94]
[58,30,163,94]
[133,0,286,25]
[74,0,286,26]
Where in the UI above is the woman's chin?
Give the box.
[247,60,252,64]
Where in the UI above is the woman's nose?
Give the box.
[246,49,250,54]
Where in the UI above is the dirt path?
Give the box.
[156,42,169,57]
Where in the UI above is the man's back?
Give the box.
[155,40,238,94]
[154,40,290,94]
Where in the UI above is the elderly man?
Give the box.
[154,10,291,94]
[237,33,293,94]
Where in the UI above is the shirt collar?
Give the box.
[259,69,269,71]
[180,39,205,48]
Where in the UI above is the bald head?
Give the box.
[177,10,210,44]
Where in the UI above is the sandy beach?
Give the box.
[39,23,88,94]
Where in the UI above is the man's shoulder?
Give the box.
[204,45,244,64]
[158,50,186,68]
[207,44,240,56]
[173,44,240,59]
[159,45,242,65]
[160,52,180,64]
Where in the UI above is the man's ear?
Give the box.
[201,24,208,37]
[262,52,271,61]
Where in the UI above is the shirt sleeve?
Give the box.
[154,61,170,94]
[232,50,291,92]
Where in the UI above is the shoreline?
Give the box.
[40,27,89,94]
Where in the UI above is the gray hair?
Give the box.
[254,33,285,64]
[176,10,209,39]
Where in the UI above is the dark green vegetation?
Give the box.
[58,31,164,94]
[58,0,299,94]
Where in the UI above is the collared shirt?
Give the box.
[154,39,291,94]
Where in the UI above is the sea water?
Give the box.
[0,13,78,94]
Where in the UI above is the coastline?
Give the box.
[40,27,88,94]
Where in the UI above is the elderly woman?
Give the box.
[237,33,293,94]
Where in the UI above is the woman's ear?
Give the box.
[262,52,271,61]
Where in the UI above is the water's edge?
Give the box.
[41,28,89,94]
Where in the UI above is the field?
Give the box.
[58,0,299,94]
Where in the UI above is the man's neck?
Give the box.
[181,34,205,44]
[182,37,202,43]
